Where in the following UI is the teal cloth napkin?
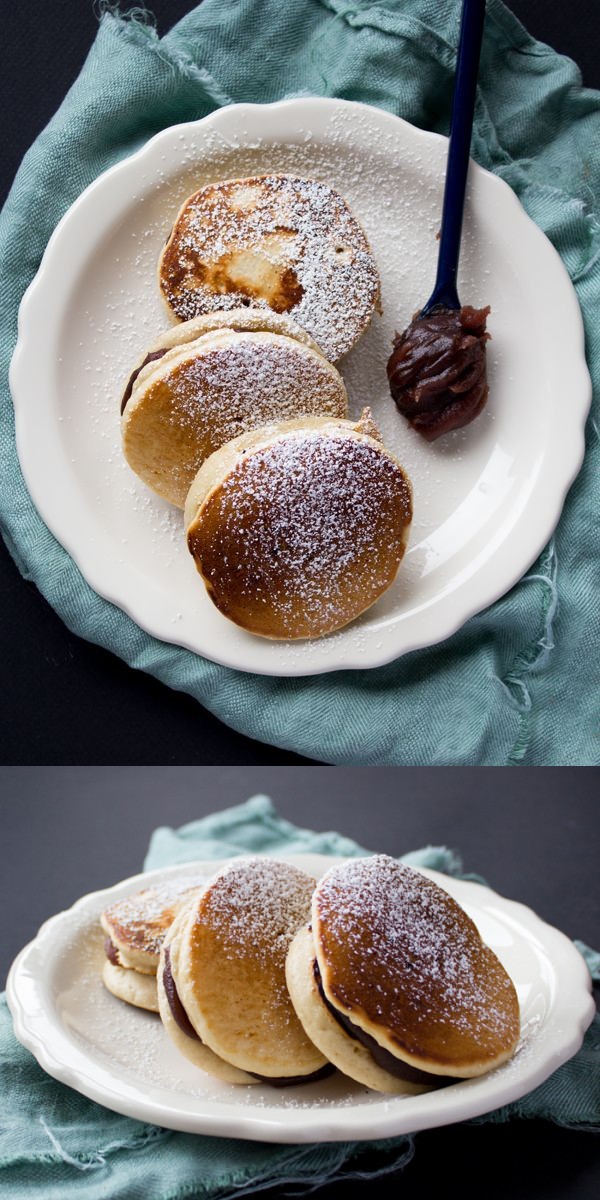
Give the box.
[1,1,599,766]
[2,796,599,1200]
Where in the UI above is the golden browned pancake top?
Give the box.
[187,423,412,640]
[182,858,322,1074]
[121,331,348,509]
[313,856,520,1072]
[159,175,380,360]
[188,858,313,974]
[101,876,205,960]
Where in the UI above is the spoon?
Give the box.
[387,0,491,441]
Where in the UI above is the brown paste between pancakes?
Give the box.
[104,937,120,967]
[120,349,167,414]
[387,305,491,440]
[314,857,520,1071]
[312,958,440,1086]
[162,947,333,1087]
[163,946,198,1039]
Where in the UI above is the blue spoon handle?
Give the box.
[421,0,486,315]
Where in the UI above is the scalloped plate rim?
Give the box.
[7,853,595,1143]
[9,98,592,676]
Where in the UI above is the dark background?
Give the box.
[2,766,599,1199]
[1,1,599,766]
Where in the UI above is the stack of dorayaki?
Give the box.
[120,175,413,640]
[101,856,520,1092]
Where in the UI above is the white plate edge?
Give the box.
[6,853,595,1143]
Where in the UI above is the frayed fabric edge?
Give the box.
[96,3,234,107]
[37,1117,170,1172]
[174,1137,415,1200]
[493,540,559,764]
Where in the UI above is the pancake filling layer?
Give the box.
[163,948,334,1086]
[121,349,167,413]
[163,946,201,1041]
[313,959,445,1086]
[104,937,121,967]
[248,1062,335,1087]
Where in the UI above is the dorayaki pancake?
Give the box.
[100,875,205,1011]
[184,411,413,640]
[102,959,160,1013]
[121,327,348,508]
[174,858,333,1083]
[286,856,520,1093]
[158,174,381,361]
[157,902,256,1084]
[120,308,323,414]
[286,925,431,1094]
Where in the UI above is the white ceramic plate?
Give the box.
[7,854,594,1144]
[11,99,591,676]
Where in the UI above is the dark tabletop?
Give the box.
[1,1,599,766]
[2,766,599,1199]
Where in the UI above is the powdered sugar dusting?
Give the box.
[50,103,531,671]
[160,174,380,360]
[167,335,345,452]
[102,874,208,956]
[193,429,411,637]
[18,853,562,1125]
[63,923,378,1107]
[315,857,519,1059]
[197,857,314,965]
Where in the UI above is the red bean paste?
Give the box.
[387,305,491,440]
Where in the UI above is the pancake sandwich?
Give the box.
[121,312,348,508]
[158,174,381,361]
[100,876,204,1012]
[157,901,255,1083]
[158,857,333,1085]
[120,308,323,414]
[184,410,413,640]
[286,855,520,1094]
